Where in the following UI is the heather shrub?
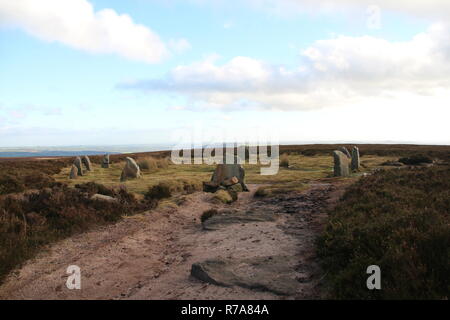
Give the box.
[75,182,115,197]
[145,182,172,200]
[0,175,25,195]
[317,166,450,299]
[0,159,68,195]
[398,154,432,165]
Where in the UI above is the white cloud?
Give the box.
[168,38,192,53]
[0,0,170,63]
[119,23,450,111]
[223,21,233,29]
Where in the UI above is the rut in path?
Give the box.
[0,182,344,300]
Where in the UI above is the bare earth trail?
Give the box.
[0,182,348,300]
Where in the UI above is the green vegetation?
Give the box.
[212,189,234,204]
[317,166,450,299]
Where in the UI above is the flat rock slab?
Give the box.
[202,209,277,231]
[191,256,299,296]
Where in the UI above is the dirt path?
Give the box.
[0,182,347,300]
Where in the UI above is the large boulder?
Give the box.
[190,255,299,296]
[82,155,92,171]
[101,154,110,168]
[338,146,351,159]
[333,150,350,177]
[120,157,141,182]
[69,165,78,179]
[351,146,360,171]
[211,164,248,191]
[73,157,83,176]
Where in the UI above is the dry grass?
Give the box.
[54,154,398,199]
[137,156,171,171]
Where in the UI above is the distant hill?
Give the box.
[0,151,120,158]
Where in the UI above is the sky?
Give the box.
[0,0,449,148]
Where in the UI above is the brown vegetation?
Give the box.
[317,165,450,299]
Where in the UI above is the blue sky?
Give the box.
[0,0,449,147]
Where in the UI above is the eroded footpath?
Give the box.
[0,182,347,300]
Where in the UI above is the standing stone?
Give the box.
[82,155,92,171]
[69,165,78,179]
[211,164,248,191]
[333,150,350,177]
[338,146,352,159]
[101,154,110,168]
[351,146,360,171]
[73,157,83,176]
[120,157,141,182]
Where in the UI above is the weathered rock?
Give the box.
[203,181,219,193]
[338,146,351,159]
[90,194,118,203]
[73,157,83,176]
[82,155,92,171]
[69,165,78,179]
[191,256,299,296]
[351,146,360,171]
[333,150,350,177]
[101,154,110,168]
[120,157,141,182]
[223,176,239,187]
[211,164,248,191]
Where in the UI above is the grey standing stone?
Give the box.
[338,146,351,159]
[73,157,83,176]
[211,164,248,191]
[351,146,360,171]
[69,165,78,179]
[82,155,92,171]
[333,150,350,177]
[120,157,141,182]
[101,154,110,168]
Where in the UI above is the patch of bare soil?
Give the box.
[0,182,348,300]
